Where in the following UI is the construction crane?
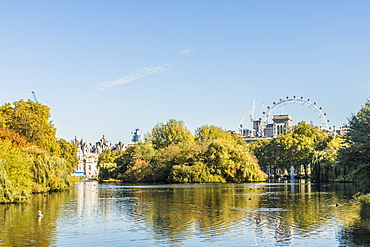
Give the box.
[239,107,246,129]
[31,91,38,103]
[249,99,256,129]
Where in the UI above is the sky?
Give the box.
[1,1,369,144]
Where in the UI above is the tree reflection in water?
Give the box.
[1,181,370,246]
[0,190,73,246]
[338,203,370,247]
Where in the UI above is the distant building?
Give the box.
[272,115,292,137]
[248,114,292,138]
[131,128,142,143]
[71,135,125,178]
[331,126,347,136]
[241,114,346,143]
[264,123,274,137]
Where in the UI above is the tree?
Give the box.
[0,100,76,202]
[26,146,72,192]
[146,119,194,149]
[0,100,60,155]
[97,149,125,180]
[337,101,370,191]
[98,149,125,166]
[250,121,335,178]
[196,125,266,182]
[171,161,212,183]
[311,136,344,182]
[0,139,33,203]
[195,125,241,144]
[115,143,157,182]
[111,122,267,183]
[58,138,78,173]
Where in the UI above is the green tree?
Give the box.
[250,122,335,177]
[98,149,126,180]
[98,149,125,165]
[26,146,71,192]
[196,126,266,182]
[0,139,33,203]
[171,161,212,183]
[116,143,157,182]
[58,138,78,173]
[311,136,344,182]
[337,101,370,191]
[195,125,242,144]
[98,162,118,181]
[111,122,266,183]
[0,100,77,203]
[146,119,195,149]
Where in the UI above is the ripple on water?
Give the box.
[1,181,367,246]
[257,208,286,212]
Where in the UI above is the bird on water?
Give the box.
[38,210,43,218]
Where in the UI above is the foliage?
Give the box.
[311,136,344,181]
[0,128,31,149]
[0,140,33,203]
[337,101,370,191]
[0,100,77,203]
[250,122,342,178]
[98,149,125,181]
[145,119,195,149]
[58,138,78,173]
[98,149,125,165]
[26,146,72,192]
[354,193,370,204]
[114,143,158,182]
[171,162,214,183]
[201,138,265,182]
[107,121,266,183]
[0,100,60,155]
[119,159,152,182]
[98,163,118,181]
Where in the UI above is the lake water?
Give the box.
[1,180,370,246]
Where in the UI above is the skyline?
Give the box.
[1,1,369,143]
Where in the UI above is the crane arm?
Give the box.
[31,91,38,103]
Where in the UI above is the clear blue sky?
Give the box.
[1,1,369,144]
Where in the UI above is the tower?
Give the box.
[131,128,142,143]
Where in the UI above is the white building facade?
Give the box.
[71,136,125,178]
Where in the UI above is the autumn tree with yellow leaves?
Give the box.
[0,100,77,203]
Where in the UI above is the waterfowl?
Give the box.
[38,210,43,218]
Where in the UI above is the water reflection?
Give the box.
[0,181,370,246]
[0,191,71,246]
[337,203,370,247]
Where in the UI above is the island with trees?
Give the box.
[98,120,267,183]
[1,98,370,204]
[98,101,370,197]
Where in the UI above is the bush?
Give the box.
[354,193,370,204]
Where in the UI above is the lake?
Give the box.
[1,180,369,246]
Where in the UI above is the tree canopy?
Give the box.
[145,119,195,149]
[0,100,77,203]
[99,120,267,183]
[337,101,370,191]
[249,121,344,179]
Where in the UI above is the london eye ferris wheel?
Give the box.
[242,96,330,137]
